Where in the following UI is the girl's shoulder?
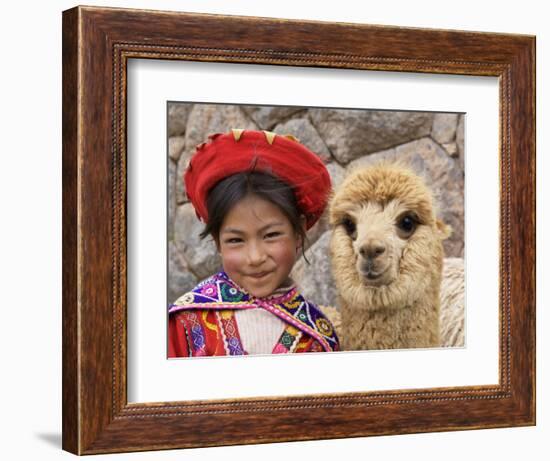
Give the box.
[273,290,340,348]
[169,271,252,314]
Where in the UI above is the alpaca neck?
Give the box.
[341,293,440,351]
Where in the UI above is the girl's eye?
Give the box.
[265,232,281,239]
[225,238,243,244]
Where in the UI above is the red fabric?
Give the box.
[168,311,228,357]
[184,130,331,230]
[168,314,189,358]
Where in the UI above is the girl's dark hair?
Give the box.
[199,170,309,262]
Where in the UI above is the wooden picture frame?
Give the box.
[62,5,535,455]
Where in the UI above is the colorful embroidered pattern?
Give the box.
[272,325,302,353]
[169,271,339,353]
[309,341,324,352]
[315,317,334,337]
[259,296,339,352]
[294,337,315,353]
[220,284,245,302]
[217,310,246,355]
[180,311,207,357]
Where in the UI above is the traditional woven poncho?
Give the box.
[168,271,340,357]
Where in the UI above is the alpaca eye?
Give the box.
[341,217,357,239]
[396,214,418,238]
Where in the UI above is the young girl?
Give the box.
[168,129,339,357]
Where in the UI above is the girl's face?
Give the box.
[217,194,303,298]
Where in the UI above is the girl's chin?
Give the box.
[244,281,279,298]
[245,284,275,298]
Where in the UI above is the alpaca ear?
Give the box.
[435,219,452,240]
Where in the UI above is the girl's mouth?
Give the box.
[248,271,272,279]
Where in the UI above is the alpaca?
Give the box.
[319,257,465,348]
[440,257,464,347]
[328,163,452,351]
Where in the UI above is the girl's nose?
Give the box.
[247,241,267,265]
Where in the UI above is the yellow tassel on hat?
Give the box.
[284,134,300,143]
[231,128,244,141]
[230,128,298,145]
[263,130,276,145]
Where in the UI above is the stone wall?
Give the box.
[168,103,464,306]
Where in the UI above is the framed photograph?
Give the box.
[62,5,535,454]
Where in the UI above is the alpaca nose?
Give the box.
[359,240,386,259]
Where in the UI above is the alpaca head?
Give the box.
[329,163,450,309]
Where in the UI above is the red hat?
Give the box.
[184,129,331,230]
